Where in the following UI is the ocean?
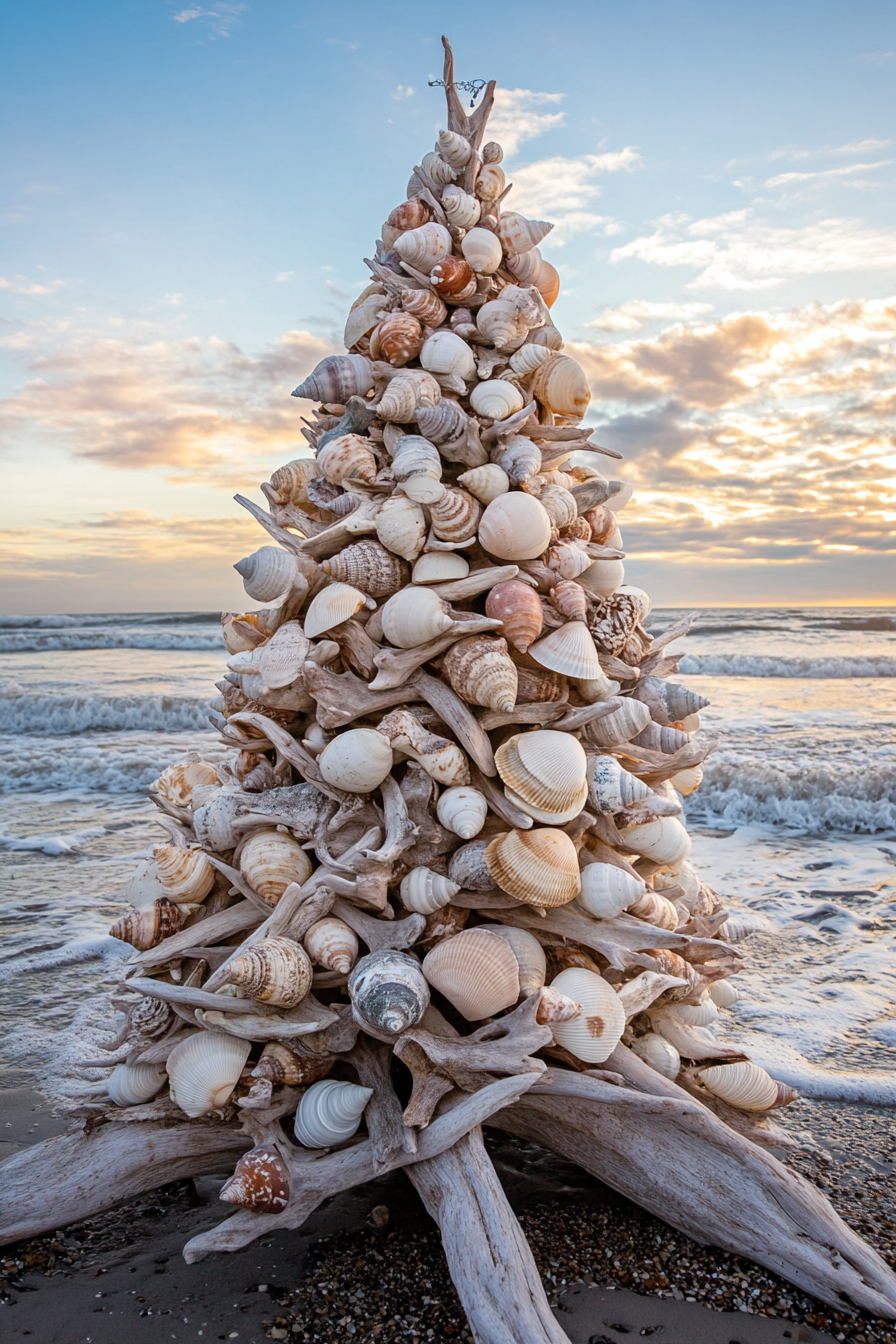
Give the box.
[0,606,894,1116]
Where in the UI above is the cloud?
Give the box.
[508,148,640,243]
[0,274,65,295]
[766,159,894,188]
[172,3,246,38]
[609,210,896,290]
[391,85,414,100]
[486,89,565,158]
[584,301,715,332]
[855,51,895,65]
[275,271,294,282]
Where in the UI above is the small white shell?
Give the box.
[167,1032,251,1118]
[107,1062,167,1107]
[376,492,428,561]
[294,1079,373,1148]
[666,998,719,1028]
[529,621,603,679]
[549,968,625,1063]
[234,547,299,603]
[400,865,460,915]
[380,587,453,647]
[412,553,470,583]
[436,785,488,839]
[469,380,525,421]
[699,1061,779,1112]
[304,917,359,974]
[458,464,510,504]
[478,493,552,561]
[509,343,553,378]
[461,227,503,274]
[304,583,372,639]
[579,558,625,598]
[631,1034,681,1080]
[318,728,395,793]
[577,863,646,919]
[708,980,740,1009]
[618,816,692,865]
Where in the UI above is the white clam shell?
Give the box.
[469,380,525,420]
[400,865,460,915]
[631,1034,681,1080]
[380,587,453,647]
[699,1061,779,1112]
[577,863,646,919]
[529,621,603,680]
[478,493,552,561]
[107,1062,167,1107]
[412,553,470,583]
[436,785,488,839]
[318,728,394,793]
[549,968,625,1063]
[457,464,510,504]
[579,558,625,598]
[461,227,503,274]
[304,583,371,639]
[167,1031,250,1118]
[294,1079,373,1148]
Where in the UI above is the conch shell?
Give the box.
[586,755,650,815]
[400,865,460,915]
[435,785,488,840]
[239,829,313,905]
[294,1079,373,1148]
[580,697,651,750]
[292,354,373,403]
[484,827,581,908]
[348,949,430,1034]
[234,546,299,602]
[153,843,215,903]
[225,935,313,1007]
[304,916,359,974]
[496,730,588,825]
[443,634,518,712]
[548,968,625,1063]
[415,399,469,447]
[370,312,425,367]
[110,898,184,951]
[577,863,645,919]
[318,727,394,793]
[422,927,520,1020]
[220,1146,290,1213]
[266,458,318,507]
[167,1031,250,1118]
[496,212,553,254]
[322,540,408,598]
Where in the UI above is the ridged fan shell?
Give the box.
[304,582,371,638]
[496,730,588,825]
[549,968,626,1063]
[422,927,520,1021]
[167,1031,250,1118]
[529,621,602,679]
[484,828,581,908]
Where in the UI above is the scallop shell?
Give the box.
[437,129,473,169]
[633,676,710,728]
[220,1146,290,1213]
[436,785,488,840]
[294,1079,374,1148]
[441,183,480,228]
[316,434,378,486]
[153,843,215,903]
[448,839,496,893]
[428,486,481,543]
[699,1061,780,1112]
[152,759,219,808]
[670,763,704,797]
[239,829,313,905]
[421,150,456,186]
[549,580,588,623]
[443,634,518,713]
[109,898,184,951]
[529,354,591,419]
[304,916,359,974]
[631,1034,681,1080]
[478,493,552,561]
[266,458,318,507]
[370,312,425,367]
[496,212,554,254]
[420,329,476,381]
[393,221,453,273]
[234,546,299,602]
[415,398,468,447]
[708,981,740,1009]
[549,968,626,1063]
[380,587,453,647]
[475,162,506,201]
[304,582,372,639]
[488,927,547,997]
[578,863,645,919]
[400,290,447,332]
[529,621,602,679]
[167,1031,250,1118]
[400,866,460,915]
[458,464,510,504]
[422,927,520,1020]
[627,890,679,931]
[322,541,407,598]
[485,828,581,909]
[412,553,469,583]
[459,227,503,274]
[484,579,543,653]
[429,255,476,302]
[318,727,395,793]
[587,755,650,815]
[226,935,313,1007]
[293,354,373,403]
[496,730,588,825]
[348,949,430,1034]
[253,1043,334,1086]
[579,558,625,598]
[377,370,441,423]
[546,540,593,581]
[375,492,427,560]
[107,1062,167,1107]
[580,697,651,750]
[469,379,525,420]
[617,816,692,865]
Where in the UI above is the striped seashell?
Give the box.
[167,1032,250,1118]
[475,162,506,201]
[387,199,433,232]
[415,398,468,447]
[529,621,602,679]
[617,816,692,866]
[545,539,593,581]
[400,865,460,915]
[239,829,313,905]
[303,582,373,638]
[486,926,547,997]
[393,221,453,273]
[537,486,579,532]
[475,298,532,353]
[226,935,313,1007]
[437,129,473,169]
[292,354,374,403]
[529,323,564,351]
[376,370,441,423]
[316,434,378,486]
[428,485,481,542]
[633,676,710,728]
[485,827,581,908]
[496,435,541,486]
[485,579,543,653]
[564,515,593,541]
[441,183,481,228]
[443,634,518,713]
[436,785,488,840]
[400,288,448,330]
[349,949,430,1034]
[469,379,525,420]
[412,552,469,583]
[266,458,318,507]
[580,696,651,750]
[109,898,184,951]
[152,759,219,809]
[549,580,588,623]
[461,227,503,274]
[422,927,520,1021]
[107,1062,167,1107]
[220,1146,290,1213]
[370,312,425,367]
[514,666,566,703]
[586,755,650,815]
[583,505,618,545]
[529,353,591,419]
[294,1079,373,1148]
[631,721,691,754]
[318,727,394,793]
[482,141,503,164]
[496,730,588,825]
[233,546,299,603]
[322,540,408,598]
[698,1061,781,1112]
[505,248,544,286]
[497,212,554,254]
[577,863,646,919]
[375,492,427,560]
[304,916,359,974]
[430,255,476,302]
[253,1043,334,1087]
[631,1034,681,1080]
[478,492,552,561]
[627,890,679,931]
[421,150,456,186]
[128,995,176,1041]
[457,463,510,504]
[420,329,476,382]
[153,842,215,903]
[549,968,626,1063]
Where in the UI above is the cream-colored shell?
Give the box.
[153,843,215,903]
[375,492,428,560]
[318,728,395,793]
[478,493,552,561]
[380,587,453,647]
[294,1079,373,1148]
[420,329,476,382]
[109,898,183,951]
[441,184,480,228]
[475,162,506,200]
[699,1061,780,1112]
[304,917,359,974]
[412,553,469,583]
[631,1034,681,1080]
[579,558,625,598]
[391,435,444,504]
[529,354,591,419]
[437,129,473,169]
[400,865,460,915]
[458,464,510,504]
[708,980,740,1008]
[529,621,603,679]
[436,785,488,840]
[167,1032,250,1118]
[627,890,679,931]
[422,927,520,1021]
[443,634,518,713]
[577,863,645,919]
[377,370,441,423]
[233,546,299,603]
[666,998,719,1028]
[496,212,554,254]
[549,968,625,1063]
[469,379,525,420]
[587,755,650,815]
[316,434,378,486]
[393,221,453,273]
[107,1062,167,1107]
[496,731,588,825]
[304,583,372,639]
[618,816,692,865]
[152,759,219,808]
[226,935,313,1007]
[581,697,651,750]
[486,925,547,997]
[485,827,581,908]
[239,829,313,905]
[461,227,503,274]
[670,763,704,797]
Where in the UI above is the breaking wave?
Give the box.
[679,654,896,678]
[0,683,210,735]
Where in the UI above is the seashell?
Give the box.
[699,1061,780,1112]
[497,212,554,255]
[578,864,645,919]
[220,1146,290,1213]
[412,552,469,583]
[318,727,395,793]
[400,866,460,915]
[316,434,378,487]
[582,505,619,546]
[397,291,446,332]
[167,1031,250,1118]
[436,785,488,839]
[666,998,719,1028]
[549,580,588,622]
[484,580,543,654]
[430,255,476,302]
[485,828,581,909]
[545,540,593,581]
[627,890,679,931]
[633,677,710,728]
[631,1034,681,1080]
[191,790,248,852]
[153,842,215,903]
[393,221,453,273]
[441,184,481,229]
[515,666,566,703]
[128,995,176,1042]
[420,329,476,382]
[226,935,313,1007]
[586,755,650,815]
[344,292,389,350]
[497,435,541,486]
[676,712,701,734]
[481,926,549,998]
[708,980,740,1009]
[375,492,427,560]
[529,621,602,680]
[529,354,591,419]
[322,540,407,598]
[475,162,506,201]
[370,312,425,367]
[415,398,468,447]
[458,463,510,504]
[482,141,503,164]
[293,354,374,403]
[239,829,313,905]
[469,379,525,420]
[380,587,453,647]
[448,839,496,892]
[437,129,473,169]
[376,369,441,423]
[388,199,433,232]
[390,433,444,503]
[304,917,359,974]
[152,759,219,808]
[631,722,691,754]
[536,986,583,1024]
[475,302,528,353]
[535,260,560,307]
[422,927,520,1020]
[254,622,312,691]
[578,558,625,598]
[234,546,299,603]
[110,898,184,951]
[618,816,692,865]
[581,696,651,750]
[505,248,544,285]
[478,492,552,561]
[565,515,593,541]
[421,150,456,186]
[349,949,430,1034]
[266,458,318,507]
[107,1062,167,1107]
[253,1043,334,1086]
[428,486,481,543]
[549,968,626,1063]
[461,227,503,274]
[443,635,518,712]
[576,668,620,704]
[304,582,372,639]
[496,730,588,825]
[537,487,579,533]
[670,763,704,797]
[294,1078,374,1148]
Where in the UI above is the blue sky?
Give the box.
[1,1,894,611]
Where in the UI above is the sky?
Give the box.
[1,0,894,613]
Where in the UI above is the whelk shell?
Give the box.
[461,227,503,274]
[441,183,480,228]
[239,829,313,906]
[266,458,317,507]
[370,312,425,367]
[422,927,520,1021]
[497,435,541,487]
[400,866,460,915]
[322,540,407,598]
[698,1061,781,1112]
[294,1079,373,1148]
[617,816,692,865]
[529,621,602,680]
[421,150,456,186]
[529,354,592,419]
[167,1031,250,1118]
[496,730,588,825]
[393,221,453,274]
[349,949,430,1035]
[253,1042,334,1086]
[304,916,359,974]
[485,579,543,653]
[226,935,313,1007]
[478,493,552,561]
[633,676,710,728]
[234,546,299,603]
[380,587,453,648]
[549,967,626,1063]
[428,486,481,543]
[586,755,650,815]
[580,696,651,751]
[469,379,525,420]
[400,287,447,328]
[292,354,373,403]
[220,1146,290,1213]
[550,580,588,623]
[110,898,184,951]
[577,863,646,919]
[436,785,488,839]
[457,463,510,504]
[420,329,476,382]
[304,582,373,639]
[318,727,394,793]
[485,828,581,909]
[443,634,518,713]
[415,399,468,447]
[376,370,441,423]
[437,129,473,169]
[153,842,215,903]
[496,212,554,255]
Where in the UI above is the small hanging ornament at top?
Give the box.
[429,76,488,108]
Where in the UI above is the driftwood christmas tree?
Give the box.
[3,38,895,1342]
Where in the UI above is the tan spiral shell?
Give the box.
[496,212,554,254]
[550,580,588,622]
[529,353,592,419]
[226,935,313,1007]
[469,379,525,419]
[393,221,453,273]
[457,464,510,504]
[422,927,520,1021]
[437,129,473,169]
[239,829,313,906]
[443,634,518,713]
[428,486,481,543]
[484,827,581,908]
[370,312,425,367]
[515,666,566,703]
[152,759,219,808]
[400,865,460,915]
[109,898,184,951]
[376,370,441,423]
[440,184,481,228]
[304,917,359,974]
[627,891,680,931]
[266,458,318,507]
[316,434,378,486]
[496,730,588,825]
[153,843,215,903]
[475,162,506,201]
[461,227,503,274]
[484,580,544,653]
[400,288,447,327]
[322,541,408,598]
[545,540,593,581]
[292,354,373,403]
[253,1043,334,1087]
[415,399,468,447]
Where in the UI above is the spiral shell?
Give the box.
[515,666,566,703]
[478,493,552,561]
[400,866,460,915]
[529,621,602,680]
[421,150,456,186]
[396,292,444,332]
[475,302,528,354]
[448,839,496,892]
[549,580,588,623]
[393,221,453,273]
[422,927,520,1021]
[485,828,581,909]
[348,949,430,1034]
[587,755,650,815]
[304,917,359,974]
[239,829,313,905]
[322,540,408,598]
[617,816,692,866]
[110,898,184,951]
[496,436,541,487]
[631,1034,681,1080]
[475,162,506,201]
[129,995,176,1041]
[266,458,318,507]
[469,379,525,420]
[484,580,543,653]
[380,587,453,647]
[234,546,299,603]
[632,722,692,754]
[496,212,554,255]
[549,968,626,1063]
[529,354,591,419]
[578,863,646,919]
[441,183,481,228]
[580,697,651,750]
[505,248,544,285]
[318,727,395,793]
[457,463,510,504]
[627,890,679,931]
[220,1146,290,1213]
[167,1031,250,1118]
[152,759,219,808]
[537,488,579,535]
[482,141,503,164]
[699,1061,781,1112]
[443,634,518,713]
[421,329,476,382]
[107,1062,167,1107]
[153,842,215,903]
[375,492,427,560]
[293,354,374,403]
[545,540,593,581]
[436,785,488,840]
[633,677,710,728]
[345,291,389,350]
[457,227,501,275]
[496,730,588,825]
[294,1079,374,1148]
[428,486,481,543]
[304,582,372,639]
[226,935,313,1007]
[412,552,469,583]
[316,434,378,487]
[430,255,477,302]
[437,129,473,169]
[370,312,425,367]
[509,342,553,378]
[253,1043,334,1086]
[377,370,441,423]
[415,398,468,447]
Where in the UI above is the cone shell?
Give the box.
[107,1062,167,1107]
[587,755,650,815]
[485,828,581,908]
[448,839,496,893]
[254,1043,334,1086]
[376,492,427,560]
[618,816,692,865]
[699,1061,780,1112]
[469,379,525,420]
[292,354,373,403]
[415,398,468,447]
[631,1034,681,1080]
[628,890,679,931]
[239,829,313,905]
[436,785,488,840]
[440,184,480,228]
[486,925,547,997]
[529,621,602,679]
[458,464,510,504]
[496,730,588,826]
[578,864,645,919]
[220,1147,290,1213]
[430,255,476,301]
[393,222,452,273]
[318,727,394,793]
[497,212,554,254]
[401,287,447,328]
[428,486,481,543]
[304,582,371,638]
[412,552,469,583]
[234,546,299,603]
[380,587,453,647]
[153,842,215,903]
[151,758,219,809]
[422,927,520,1021]
[110,898,184,951]
[461,227,503,274]
[226,935,313,1007]
[294,1079,373,1148]
[437,129,473,169]
[167,1031,250,1118]
[348,949,430,1034]
[549,967,626,1063]
[400,865,460,915]
[581,697,651,750]
[304,916,359,974]
[370,312,425,366]
[529,354,591,419]
[478,493,552,561]
[322,540,407,599]
[443,634,518,712]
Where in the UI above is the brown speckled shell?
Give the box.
[109,898,184,951]
[371,312,425,367]
[219,1146,290,1213]
[485,580,544,654]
